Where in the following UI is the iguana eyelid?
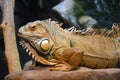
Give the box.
[29,26,37,31]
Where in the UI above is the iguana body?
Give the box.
[18,19,120,71]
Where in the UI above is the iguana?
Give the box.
[18,19,120,71]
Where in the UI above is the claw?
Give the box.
[50,63,74,71]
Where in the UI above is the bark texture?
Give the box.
[5,67,120,80]
[0,0,21,73]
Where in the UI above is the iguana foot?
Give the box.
[50,63,74,71]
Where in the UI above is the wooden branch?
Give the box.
[0,0,21,73]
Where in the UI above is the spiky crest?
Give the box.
[72,23,120,39]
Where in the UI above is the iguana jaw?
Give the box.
[18,34,57,65]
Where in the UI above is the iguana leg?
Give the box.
[51,47,83,71]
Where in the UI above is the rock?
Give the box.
[5,67,120,80]
[52,0,79,28]
[79,16,98,28]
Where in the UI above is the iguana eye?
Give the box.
[30,26,37,31]
[37,38,50,51]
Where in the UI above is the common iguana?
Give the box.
[18,19,120,71]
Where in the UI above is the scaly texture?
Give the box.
[18,19,120,71]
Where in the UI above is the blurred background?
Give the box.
[0,0,120,79]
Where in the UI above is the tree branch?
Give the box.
[0,0,21,73]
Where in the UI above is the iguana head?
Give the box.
[18,19,63,65]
